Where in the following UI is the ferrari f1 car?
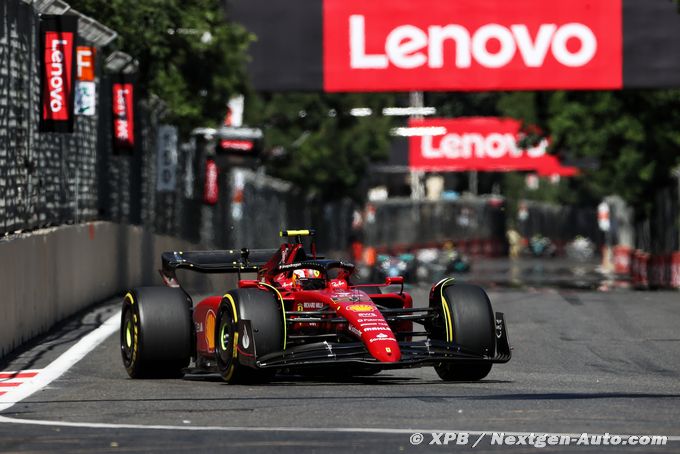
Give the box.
[120,230,511,383]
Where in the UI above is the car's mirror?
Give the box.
[385,276,404,294]
[385,276,404,286]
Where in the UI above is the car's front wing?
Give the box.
[252,312,511,370]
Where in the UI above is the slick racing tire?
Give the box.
[215,288,283,384]
[120,287,192,379]
[429,281,495,381]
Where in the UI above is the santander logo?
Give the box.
[350,15,597,70]
[114,87,130,140]
[112,83,134,148]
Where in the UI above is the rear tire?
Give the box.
[120,287,192,378]
[429,282,495,381]
[215,289,283,383]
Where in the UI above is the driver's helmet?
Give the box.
[293,269,321,279]
[292,268,325,290]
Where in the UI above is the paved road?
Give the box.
[0,267,679,452]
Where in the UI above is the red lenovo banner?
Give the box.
[39,15,78,132]
[112,81,135,150]
[409,117,577,176]
[324,0,622,92]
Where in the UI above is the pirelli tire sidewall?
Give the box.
[428,281,496,381]
[443,282,496,357]
[215,288,284,383]
[120,287,192,378]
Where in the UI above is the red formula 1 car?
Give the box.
[120,230,511,383]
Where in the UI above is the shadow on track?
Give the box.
[0,298,118,379]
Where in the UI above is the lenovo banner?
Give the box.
[324,0,622,91]
[232,0,680,91]
[112,80,135,151]
[39,15,78,132]
[409,117,577,176]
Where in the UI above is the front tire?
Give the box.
[214,289,283,383]
[429,282,495,381]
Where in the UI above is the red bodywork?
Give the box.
[192,242,412,364]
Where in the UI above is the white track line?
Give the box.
[0,416,678,441]
[0,308,678,442]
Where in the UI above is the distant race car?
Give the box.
[416,247,471,283]
[120,229,511,383]
[373,252,418,283]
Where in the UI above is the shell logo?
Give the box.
[205,310,216,350]
[347,304,374,312]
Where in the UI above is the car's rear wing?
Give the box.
[161,248,278,277]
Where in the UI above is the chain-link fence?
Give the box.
[203,167,355,252]
[517,200,601,246]
[0,0,357,253]
[635,185,679,254]
[362,197,506,250]
[1,0,100,234]
[0,0,205,243]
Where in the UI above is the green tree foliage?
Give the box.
[245,93,397,200]
[68,0,251,134]
[542,90,680,215]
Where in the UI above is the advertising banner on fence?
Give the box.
[408,117,577,176]
[39,15,78,132]
[74,47,96,117]
[74,81,96,116]
[76,46,95,81]
[156,125,178,192]
[112,80,135,151]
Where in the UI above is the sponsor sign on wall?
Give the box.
[76,46,96,81]
[74,81,96,116]
[409,117,577,176]
[74,47,96,117]
[324,0,622,91]
[112,81,135,150]
[39,15,78,132]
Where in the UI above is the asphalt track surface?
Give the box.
[1,259,679,453]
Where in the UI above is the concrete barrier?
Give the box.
[0,222,207,359]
